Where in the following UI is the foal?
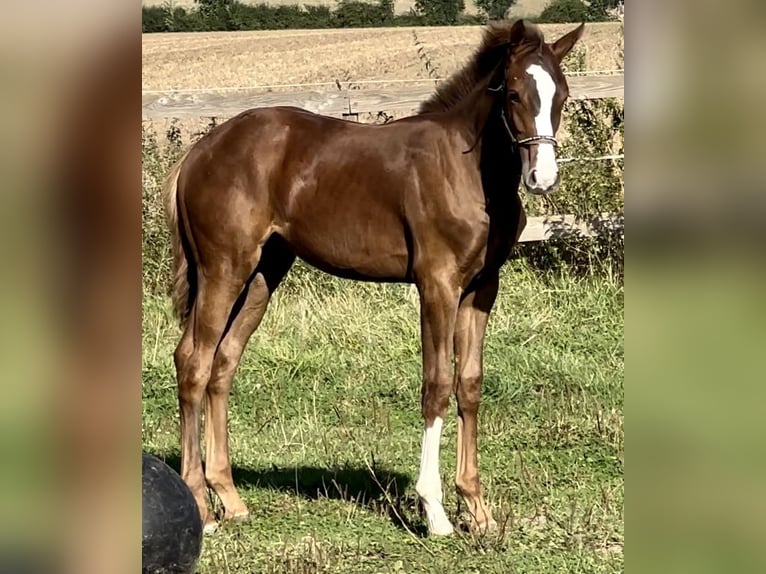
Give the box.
[164,19,584,536]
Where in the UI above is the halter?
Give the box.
[487,80,558,148]
[461,57,559,155]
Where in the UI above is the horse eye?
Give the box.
[507,90,520,104]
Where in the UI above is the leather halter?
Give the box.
[488,80,558,148]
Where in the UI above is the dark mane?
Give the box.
[418,20,544,115]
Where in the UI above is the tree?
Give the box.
[538,0,621,23]
[194,0,235,30]
[414,0,465,25]
[587,0,620,20]
[475,0,516,21]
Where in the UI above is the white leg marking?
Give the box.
[415,417,454,535]
[526,64,559,189]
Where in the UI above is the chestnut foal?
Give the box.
[164,19,584,536]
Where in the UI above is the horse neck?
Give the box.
[451,84,513,160]
[449,85,523,206]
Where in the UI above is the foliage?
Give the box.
[142,6,166,33]
[537,0,618,23]
[475,0,515,21]
[229,3,333,30]
[414,0,465,25]
[194,0,235,30]
[141,123,185,296]
[144,0,435,32]
[142,6,206,32]
[333,0,394,28]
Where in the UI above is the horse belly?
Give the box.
[282,209,410,282]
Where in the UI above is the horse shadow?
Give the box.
[146,451,426,536]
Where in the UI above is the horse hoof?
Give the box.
[471,518,498,535]
[428,519,455,537]
[226,511,250,523]
[202,520,219,535]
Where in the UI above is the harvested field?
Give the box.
[142,23,623,93]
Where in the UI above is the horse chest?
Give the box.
[474,202,525,277]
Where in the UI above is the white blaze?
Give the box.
[415,417,453,535]
[526,64,558,189]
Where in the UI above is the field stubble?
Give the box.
[142,23,623,92]
[142,23,623,143]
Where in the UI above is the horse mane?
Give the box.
[418,20,544,115]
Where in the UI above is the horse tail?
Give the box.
[163,148,195,327]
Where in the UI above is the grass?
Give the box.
[141,260,623,573]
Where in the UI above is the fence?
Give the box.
[142,74,624,243]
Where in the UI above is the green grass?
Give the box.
[142,260,623,573]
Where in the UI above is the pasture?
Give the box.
[142,20,624,574]
[142,263,624,573]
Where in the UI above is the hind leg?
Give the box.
[204,239,294,528]
[176,267,255,531]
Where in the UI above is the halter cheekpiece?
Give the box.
[488,78,558,148]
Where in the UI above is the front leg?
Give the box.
[454,273,499,533]
[415,272,461,536]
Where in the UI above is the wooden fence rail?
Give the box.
[518,214,623,243]
[142,74,623,120]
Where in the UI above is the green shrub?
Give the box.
[141,0,492,31]
[142,123,183,296]
[228,4,333,30]
[537,0,616,23]
[142,7,166,33]
[393,11,426,26]
[456,13,486,25]
[475,0,515,21]
[333,0,395,28]
[414,0,465,25]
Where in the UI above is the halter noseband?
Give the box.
[488,80,558,148]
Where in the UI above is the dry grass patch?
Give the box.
[142,23,623,92]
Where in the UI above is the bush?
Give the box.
[333,0,395,28]
[392,11,426,26]
[537,0,616,23]
[196,0,234,30]
[456,13,486,25]
[229,4,333,30]
[414,0,465,25]
[475,0,515,21]
[142,7,166,33]
[143,1,407,32]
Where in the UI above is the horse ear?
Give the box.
[550,23,585,63]
[509,19,528,46]
[509,19,541,48]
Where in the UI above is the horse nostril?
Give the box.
[528,170,538,187]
